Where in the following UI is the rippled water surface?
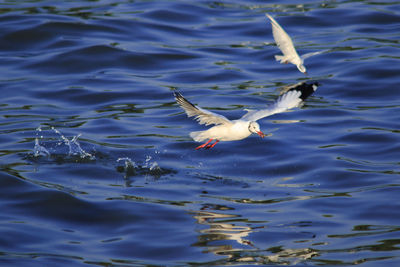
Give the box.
[1,0,400,266]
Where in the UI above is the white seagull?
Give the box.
[266,13,322,74]
[174,82,319,149]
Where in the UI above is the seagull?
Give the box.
[266,13,322,74]
[174,82,319,149]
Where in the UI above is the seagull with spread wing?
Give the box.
[266,13,323,74]
[174,82,319,149]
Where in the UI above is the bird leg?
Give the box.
[205,140,219,149]
[195,139,213,150]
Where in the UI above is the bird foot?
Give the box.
[205,140,219,149]
[195,139,213,150]
[195,139,219,150]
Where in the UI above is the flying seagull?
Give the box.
[266,13,322,74]
[174,82,319,149]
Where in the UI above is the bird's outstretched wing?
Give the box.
[174,91,232,126]
[301,50,326,60]
[240,82,319,122]
[266,13,298,59]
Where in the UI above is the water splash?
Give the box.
[31,126,173,179]
[143,155,160,171]
[33,126,50,157]
[51,127,94,159]
[117,157,137,177]
[117,157,137,168]
[116,155,167,180]
[33,137,50,157]
[32,126,94,160]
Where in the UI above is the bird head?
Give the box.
[297,63,307,74]
[248,121,265,138]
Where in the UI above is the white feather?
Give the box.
[266,13,324,74]
[174,82,318,146]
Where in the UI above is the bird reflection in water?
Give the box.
[189,205,318,265]
[191,208,256,249]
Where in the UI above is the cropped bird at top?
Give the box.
[174,82,319,150]
[265,13,323,74]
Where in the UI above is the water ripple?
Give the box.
[1,0,400,266]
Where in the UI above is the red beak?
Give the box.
[257,131,265,138]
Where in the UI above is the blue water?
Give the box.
[1,0,400,266]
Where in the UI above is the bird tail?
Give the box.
[190,131,207,142]
[274,55,286,63]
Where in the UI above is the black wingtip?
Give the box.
[173,90,183,100]
[173,90,198,110]
[288,81,320,101]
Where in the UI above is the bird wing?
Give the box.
[300,50,325,60]
[174,91,232,126]
[240,82,318,122]
[266,13,299,59]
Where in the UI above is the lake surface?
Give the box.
[1,0,400,266]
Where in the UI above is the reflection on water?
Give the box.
[190,206,319,265]
[192,209,254,247]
